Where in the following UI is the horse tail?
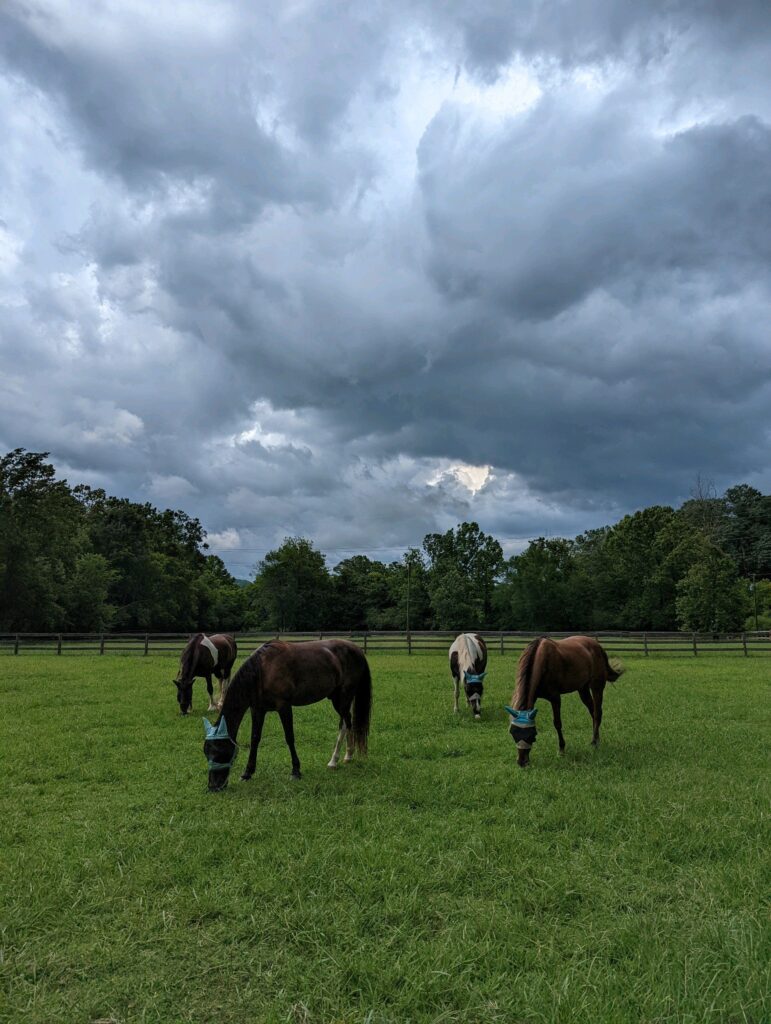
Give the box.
[350,653,372,754]
[600,644,625,682]
[514,636,547,709]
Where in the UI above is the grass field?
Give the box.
[1,653,768,1024]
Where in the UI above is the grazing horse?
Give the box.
[449,633,488,718]
[202,639,372,791]
[173,633,237,715]
[506,635,624,767]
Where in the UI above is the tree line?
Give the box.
[2,449,769,634]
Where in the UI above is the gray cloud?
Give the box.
[1,0,770,574]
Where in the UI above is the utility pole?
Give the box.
[406,559,411,636]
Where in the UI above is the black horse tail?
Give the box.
[351,653,372,754]
[516,635,547,708]
[601,645,625,682]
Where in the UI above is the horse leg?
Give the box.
[241,708,266,781]
[205,673,217,711]
[578,687,595,743]
[550,695,566,754]
[278,706,302,779]
[327,717,348,769]
[589,682,605,746]
[453,675,460,713]
[342,710,354,763]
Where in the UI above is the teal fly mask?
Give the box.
[203,716,239,770]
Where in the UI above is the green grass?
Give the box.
[1,653,768,1024]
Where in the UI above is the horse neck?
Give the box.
[178,635,202,683]
[217,655,256,740]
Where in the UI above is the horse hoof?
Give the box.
[474,713,481,720]
[291,771,302,781]
[240,772,252,782]
[327,762,338,770]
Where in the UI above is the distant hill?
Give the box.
[234,578,252,588]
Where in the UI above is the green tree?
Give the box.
[61,554,116,631]
[497,537,577,630]
[331,555,392,630]
[0,449,84,630]
[257,537,330,631]
[195,555,248,631]
[675,546,750,632]
[423,522,503,627]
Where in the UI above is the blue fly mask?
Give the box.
[504,705,538,748]
[203,716,239,771]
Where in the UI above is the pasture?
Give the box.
[1,652,768,1024]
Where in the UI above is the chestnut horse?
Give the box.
[173,632,237,715]
[202,639,372,791]
[506,635,624,767]
[449,633,488,718]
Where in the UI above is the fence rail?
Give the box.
[1,630,770,656]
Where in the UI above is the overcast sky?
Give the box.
[1,1,770,577]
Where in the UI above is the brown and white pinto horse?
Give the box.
[173,633,237,715]
[202,639,372,791]
[449,633,488,718]
[507,635,624,767]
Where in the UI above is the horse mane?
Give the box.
[178,632,204,682]
[455,633,482,677]
[218,644,269,716]
[514,636,547,709]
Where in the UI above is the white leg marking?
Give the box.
[453,677,460,713]
[343,726,354,763]
[327,723,347,768]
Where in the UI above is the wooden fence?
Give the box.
[1,630,770,656]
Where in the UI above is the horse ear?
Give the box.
[203,718,214,738]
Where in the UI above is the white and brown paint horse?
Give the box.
[449,633,488,718]
[173,632,237,714]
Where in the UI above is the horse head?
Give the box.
[173,674,194,715]
[464,670,486,719]
[505,706,538,767]
[203,716,238,791]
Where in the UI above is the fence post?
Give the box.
[742,632,748,657]
[407,631,412,655]
[57,634,62,655]
[643,632,649,656]
[14,634,19,655]
[692,633,698,656]
[500,631,504,655]
[100,634,105,655]
[144,634,149,656]
[363,632,368,654]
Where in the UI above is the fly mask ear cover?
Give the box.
[203,716,239,769]
[464,670,486,699]
[504,705,538,748]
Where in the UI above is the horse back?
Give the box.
[551,636,610,693]
[261,639,365,708]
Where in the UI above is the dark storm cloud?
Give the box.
[1,0,770,571]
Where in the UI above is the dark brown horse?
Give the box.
[449,633,488,718]
[173,633,237,715]
[202,639,372,791]
[506,635,624,767]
